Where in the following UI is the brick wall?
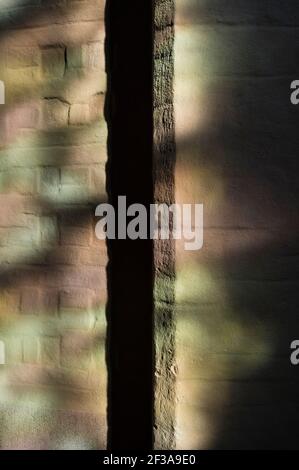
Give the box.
[0,0,107,449]
[174,0,299,449]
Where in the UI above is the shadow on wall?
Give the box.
[0,0,107,449]
[174,0,299,449]
[2,0,299,451]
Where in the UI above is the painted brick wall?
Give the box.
[174,0,299,449]
[0,0,107,449]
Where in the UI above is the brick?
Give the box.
[40,336,60,366]
[21,288,58,315]
[5,337,23,365]
[89,93,104,121]
[39,167,60,198]
[48,245,106,267]
[51,267,107,292]
[69,104,90,125]
[40,216,59,245]
[60,226,92,247]
[78,247,107,266]
[0,246,44,264]
[60,310,94,330]
[23,336,39,364]
[60,288,92,310]
[8,226,40,247]
[85,42,104,70]
[7,363,90,389]
[47,246,80,265]
[5,103,40,134]
[42,99,69,129]
[6,47,40,69]
[90,165,106,200]
[0,168,37,195]
[60,209,93,228]
[0,197,35,227]
[54,71,106,103]
[67,46,85,68]
[67,43,103,70]
[0,290,20,315]
[41,47,66,78]
[61,166,90,186]
[61,332,93,369]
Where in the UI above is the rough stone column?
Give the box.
[153,0,177,450]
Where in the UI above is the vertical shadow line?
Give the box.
[105,0,154,450]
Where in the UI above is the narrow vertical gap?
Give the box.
[105,1,154,450]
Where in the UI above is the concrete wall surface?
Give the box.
[174,0,299,450]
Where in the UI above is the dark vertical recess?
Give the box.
[105,1,154,450]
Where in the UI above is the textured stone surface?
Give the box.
[154,0,176,451]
